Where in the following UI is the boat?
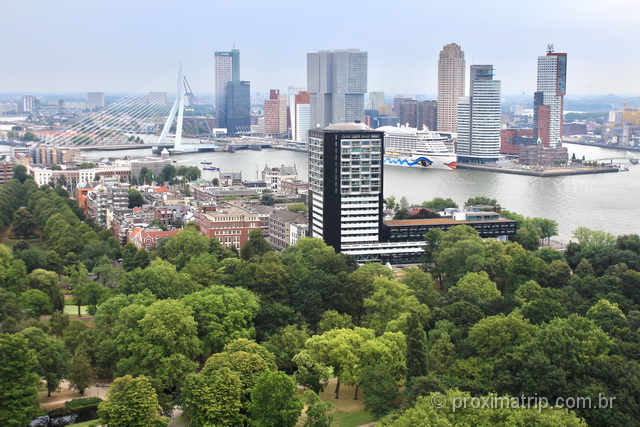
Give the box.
[203,166,220,171]
[200,160,212,165]
[377,125,457,170]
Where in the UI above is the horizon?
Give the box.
[3,0,640,97]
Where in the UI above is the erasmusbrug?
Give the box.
[45,65,220,152]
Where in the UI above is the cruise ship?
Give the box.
[377,125,457,170]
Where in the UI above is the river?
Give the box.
[77,143,640,242]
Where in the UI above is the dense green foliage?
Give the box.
[1,180,640,425]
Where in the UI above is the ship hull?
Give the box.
[384,154,457,170]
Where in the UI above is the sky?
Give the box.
[2,0,639,97]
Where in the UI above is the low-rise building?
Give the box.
[268,209,308,251]
[194,204,262,250]
[128,227,179,250]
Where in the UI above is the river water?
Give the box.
[80,143,639,242]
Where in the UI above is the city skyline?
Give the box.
[2,0,639,96]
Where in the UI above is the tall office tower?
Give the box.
[20,96,36,113]
[226,81,251,136]
[398,100,438,130]
[308,123,384,253]
[534,46,567,147]
[293,91,310,142]
[86,92,105,111]
[307,49,367,129]
[368,91,384,111]
[264,89,288,136]
[456,65,501,163]
[437,43,466,133]
[215,49,240,129]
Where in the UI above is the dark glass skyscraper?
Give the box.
[226,81,251,136]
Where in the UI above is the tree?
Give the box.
[379,390,586,426]
[120,259,197,299]
[240,229,272,260]
[302,390,333,427]
[181,366,243,426]
[98,375,168,427]
[384,195,398,210]
[468,313,537,359]
[120,299,200,389]
[465,195,498,206]
[21,327,70,397]
[68,350,97,395]
[12,164,30,183]
[49,310,70,336]
[531,217,558,245]
[12,208,37,239]
[20,288,53,317]
[573,227,616,249]
[248,370,303,427]
[127,188,145,209]
[28,268,64,311]
[421,197,458,211]
[162,227,210,270]
[182,285,260,356]
[316,310,354,334]
[406,312,428,381]
[287,203,308,213]
[364,277,430,334]
[0,334,40,426]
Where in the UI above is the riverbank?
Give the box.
[456,163,620,176]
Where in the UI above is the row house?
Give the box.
[110,206,156,245]
[194,204,262,250]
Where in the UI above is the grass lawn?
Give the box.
[298,379,375,427]
[66,420,100,427]
[64,305,89,316]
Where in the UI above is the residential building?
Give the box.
[292,91,311,142]
[20,96,36,113]
[269,209,308,251]
[534,46,567,147]
[262,164,298,192]
[307,49,367,129]
[457,65,501,163]
[308,123,383,252]
[87,92,105,110]
[215,49,240,129]
[437,43,465,133]
[129,227,179,250]
[264,90,288,137]
[0,156,13,185]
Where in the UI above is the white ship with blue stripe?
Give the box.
[378,125,457,170]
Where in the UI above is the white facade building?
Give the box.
[457,65,501,162]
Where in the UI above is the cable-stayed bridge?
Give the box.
[44,66,221,152]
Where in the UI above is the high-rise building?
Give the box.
[226,81,251,136]
[264,90,288,136]
[215,49,240,129]
[307,49,367,129]
[397,100,437,130]
[367,91,384,111]
[20,96,36,113]
[293,91,310,142]
[457,65,501,163]
[534,46,567,147]
[437,43,465,133]
[86,92,105,111]
[308,123,383,252]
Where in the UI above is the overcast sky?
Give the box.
[3,0,639,97]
